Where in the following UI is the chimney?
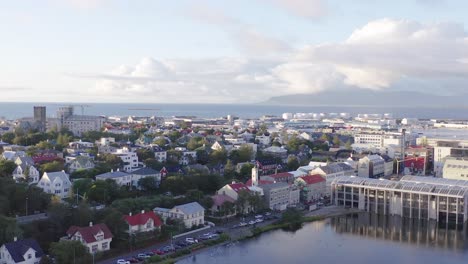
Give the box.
[111,169,114,173]
[117,168,120,172]
[129,212,132,216]
[141,210,145,214]
[231,181,236,184]
[13,237,17,242]
[89,222,93,227]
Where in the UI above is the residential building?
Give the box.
[358,155,385,178]
[332,175,468,224]
[33,106,46,133]
[154,202,205,229]
[255,135,271,145]
[66,223,113,253]
[131,167,161,187]
[95,170,131,186]
[12,164,40,184]
[211,194,236,214]
[262,146,288,162]
[67,156,95,173]
[216,183,251,201]
[37,171,71,199]
[310,162,354,196]
[294,174,326,203]
[261,182,291,211]
[154,149,167,163]
[124,210,163,234]
[442,158,468,180]
[0,238,44,264]
[112,147,139,172]
[261,172,294,184]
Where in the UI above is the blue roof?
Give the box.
[174,202,204,215]
[96,171,128,179]
[131,167,159,176]
[4,238,44,263]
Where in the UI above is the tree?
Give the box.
[238,163,254,182]
[286,136,303,152]
[0,216,22,245]
[1,132,15,144]
[187,137,205,150]
[50,240,92,264]
[98,153,124,170]
[287,156,300,171]
[224,160,236,179]
[345,139,352,150]
[236,190,250,215]
[138,177,159,193]
[320,133,331,142]
[40,161,64,173]
[332,135,341,146]
[281,208,304,230]
[153,138,167,148]
[0,160,16,177]
[230,144,253,163]
[209,149,227,165]
[144,158,164,170]
[136,148,155,162]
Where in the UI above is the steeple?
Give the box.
[251,164,259,186]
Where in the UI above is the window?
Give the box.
[28,254,32,259]
[102,242,108,250]
[92,245,98,253]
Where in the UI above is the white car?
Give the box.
[254,215,263,219]
[265,212,271,216]
[239,222,248,227]
[117,259,130,264]
[186,237,198,244]
[255,218,263,223]
[249,220,256,225]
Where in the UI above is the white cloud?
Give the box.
[61,0,105,9]
[267,0,327,20]
[76,18,468,103]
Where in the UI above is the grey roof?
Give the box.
[333,176,468,197]
[96,171,128,179]
[4,238,44,262]
[174,202,204,215]
[16,156,34,166]
[131,167,159,176]
[319,163,353,174]
[44,171,70,182]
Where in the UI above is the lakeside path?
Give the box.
[99,206,360,264]
[173,206,361,263]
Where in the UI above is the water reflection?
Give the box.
[330,213,468,251]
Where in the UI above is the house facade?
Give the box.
[12,165,40,184]
[154,202,205,229]
[124,210,163,234]
[37,171,71,199]
[66,223,113,254]
[294,174,326,203]
[67,156,95,173]
[0,238,43,264]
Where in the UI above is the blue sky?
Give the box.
[2,0,468,103]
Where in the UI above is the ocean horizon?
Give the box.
[0,102,467,120]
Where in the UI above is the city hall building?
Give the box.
[332,176,468,224]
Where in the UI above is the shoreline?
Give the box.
[169,207,359,264]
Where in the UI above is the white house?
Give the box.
[154,202,205,229]
[67,156,95,173]
[310,163,354,196]
[37,171,72,199]
[66,223,113,254]
[154,150,167,163]
[95,170,131,186]
[12,165,40,184]
[124,210,163,234]
[0,238,43,264]
[112,147,139,172]
[358,155,385,178]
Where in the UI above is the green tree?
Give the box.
[50,240,92,264]
[224,160,236,179]
[1,132,15,144]
[236,190,250,215]
[0,216,22,245]
[238,163,254,181]
[187,137,205,150]
[286,136,304,152]
[138,176,159,193]
[144,158,164,170]
[209,149,227,165]
[332,135,341,146]
[320,133,331,142]
[345,139,352,150]
[98,153,124,170]
[136,148,154,161]
[0,160,16,177]
[287,156,300,171]
[153,138,167,148]
[40,161,64,173]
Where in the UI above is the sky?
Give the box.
[1,0,468,103]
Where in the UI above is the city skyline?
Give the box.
[2,0,468,103]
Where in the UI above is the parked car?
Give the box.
[239,222,248,227]
[145,251,155,256]
[152,249,164,255]
[265,212,271,216]
[116,259,130,264]
[255,218,263,223]
[126,258,139,263]
[254,215,263,219]
[215,230,224,234]
[136,253,150,260]
[176,241,189,247]
[186,237,198,244]
[249,220,256,225]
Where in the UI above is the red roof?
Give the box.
[228,183,250,193]
[245,179,274,186]
[124,211,162,227]
[66,223,113,244]
[299,174,325,185]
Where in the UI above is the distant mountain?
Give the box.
[263,90,468,107]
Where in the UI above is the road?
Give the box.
[98,214,279,264]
